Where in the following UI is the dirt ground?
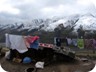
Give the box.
[0,56,95,72]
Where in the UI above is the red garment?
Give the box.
[25,36,39,44]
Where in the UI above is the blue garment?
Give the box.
[30,40,39,49]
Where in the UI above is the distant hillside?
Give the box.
[0,13,96,42]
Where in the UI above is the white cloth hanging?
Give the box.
[5,33,11,48]
[67,38,72,45]
[6,34,28,53]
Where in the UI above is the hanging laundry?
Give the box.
[72,39,77,46]
[30,40,39,49]
[54,37,57,45]
[77,39,84,49]
[5,33,11,48]
[25,36,39,49]
[84,39,93,48]
[89,39,93,48]
[67,38,72,46]
[25,36,39,44]
[84,39,89,48]
[55,37,61,47]
[6,34,28,53]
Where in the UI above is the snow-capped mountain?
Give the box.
[0,13,96,32]
[75,14,96,30]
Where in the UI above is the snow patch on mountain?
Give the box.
[45,19,67,31]
[75,14,96,30]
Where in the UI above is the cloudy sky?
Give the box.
[0,0,96,24]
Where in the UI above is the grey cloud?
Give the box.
[13,0,77,19]
[0,0,96,24]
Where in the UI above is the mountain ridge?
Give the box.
[0,13,96,32]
